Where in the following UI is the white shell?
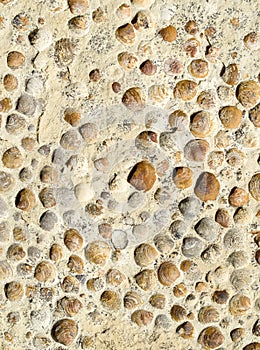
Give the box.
[148,84,170,104]
[74,183,95,204]
[30,28,53,51]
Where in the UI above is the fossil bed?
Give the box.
[0,0,260,349]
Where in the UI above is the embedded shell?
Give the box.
[51,318,78,346]
[85,241,111,265]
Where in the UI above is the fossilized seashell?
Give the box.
[176,321,194,339]
[54,38,76,67]
[149,293,166,309]
[221,63,239,85]
[194,172,220,201]
[168,110,188,131]
[249,173,260,201]
[174,80,198,101]
[34,260,57,282]
[7,244,26,261]
[51,318,78,346]
[115,23,135,45]
[249,103,260,128]
[0,260,13,282]
[15,188,36,211]
[122,87,146,111]
[153,234,175,253]
[67,254,84,274]
[215,208,231,227]
[123,291,143,309]
[184,139,209,162]
[131,309,153,326]
[198,326,224,349]
[170,304,187,322]
[188,59,209,79]
[219,106,243,129]
[228,187,249,207]
[190,111,213,138]
[61,275,80,293]
[135,269,157,291]
[148,84,170,103]
[86,277,104,292]
[157,261,180,286]
[198,306,220,323]
[0,171,15,193]
[106,268,126,286]
[236,80,260,109]
[85,241,110,266]
[100,290,121,311]
[172,167,193,189]
[68,0,88,15]
[243,32,260,51]
[229,294,251,316]
[49,244,63,262]
[127,160,156,191]
[5,281,24,301]
[58,296,82,316]
[64,228,83,252]
[118,52,138,71]
[135,131,158,150]
[134,243,158,267]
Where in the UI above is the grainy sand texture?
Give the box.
[0,0,260,349]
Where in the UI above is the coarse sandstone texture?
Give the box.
[0,0,259,349]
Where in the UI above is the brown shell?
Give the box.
[243,343,260,350]
[122,87,146,111]
[215,208,231,227]
[85,241,110,266]
[64,228,83,252]
[124,291,143,309]
[228,187,249,207]
[184,139,209,162]
[131,309,153,326]
[198,326,224,349]
[174,80,198,101]
[54,38,76,67]
[68,0,88,15]
[68,15,88,32]
[188,59,209,79]
[249,173,260,201]
[198,306,220,323]
[3,74,18,91]
[197,90,215,109]
[0,98,12,113]
[132,10,153,31]
[50,244,63,262]
[58,296,82,316]
[173,283,188,298]
[86,277,104,292]
[51,318,78,346]
[34,260,56,282]
[100,290,121,311]
[158,261,180,286]
[194,172,220,201]
[221,63,239,85]
[183,37,200,57]
[67,254,84,274]
[135,269,157,291]
[39,188,56,208]
[2,147,23,169]
[140,60,157,76]
[64,108,81,126]
[172,167,193,189]
[106,268,126,286]
[7,51,25,69]
[7,244,26,261]
[190,111,212,138]
[61,275,80,293]
[229,294,251,316]
[40,166,58,184]
[159,25,177,42]
[5,281,24,301]
[149,293,166,309]
[168,110,188,131]
[170,304,187,322]
[230,327,246,343]
[116,23,135,45]
[127,160,156,192]
[219,106,243,129]
[237,80,260,109]
[118,52,138,71]
[134,243,158,266]
[0,260,12,281]
[249,103,260,128]
[15,188,36,211]
[176,321,194,338]
[135,131,158,150]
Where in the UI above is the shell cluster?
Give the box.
[0,0,259,349]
